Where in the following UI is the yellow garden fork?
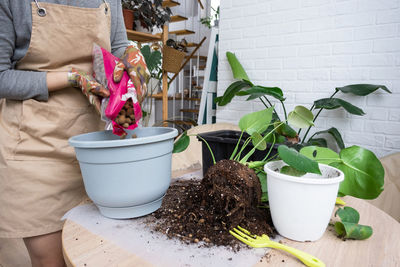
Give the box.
[229,226,325,267]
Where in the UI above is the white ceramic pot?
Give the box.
[264,160,344,242]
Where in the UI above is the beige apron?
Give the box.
[0,1,111,238]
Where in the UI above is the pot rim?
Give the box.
[69,127,178,148]
[264,160,344,185]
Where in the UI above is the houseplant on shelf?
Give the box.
[121,0,172,33]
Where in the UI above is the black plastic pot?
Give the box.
[197,130,278,175]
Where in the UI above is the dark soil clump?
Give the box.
[148,160,275,249]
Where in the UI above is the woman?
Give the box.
[0,0,149,266]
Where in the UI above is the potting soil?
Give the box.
[63,162,277,266]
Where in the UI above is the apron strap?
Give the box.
[33,0,109,16]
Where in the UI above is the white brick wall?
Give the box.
[217,0,400,157]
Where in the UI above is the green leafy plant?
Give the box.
[173,52,390,241]
[122,0,172,32]
[217,52,391,150]
[140,44,162,126]
[334,206,373,240]
[200,6,219,29]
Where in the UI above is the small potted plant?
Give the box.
[122,0,172,33]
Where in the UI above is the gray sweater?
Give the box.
[0,0,129,101]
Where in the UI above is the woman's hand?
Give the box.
[68,68,109,112]
[113,43,150,103]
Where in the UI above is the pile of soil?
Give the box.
[147,160,275,250]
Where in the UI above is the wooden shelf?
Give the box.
[162,0,180,7]
[171,15,188,23]
[185,55,207,61]
[171,120,196,126]
[180,109,199,114]
[126,30,162,42]
[186,42,199,47]
[169,29,195,36]
[150,93,200,101]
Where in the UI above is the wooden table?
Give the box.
[62,192,400,267]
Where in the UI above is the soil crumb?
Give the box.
[147,160,275,250]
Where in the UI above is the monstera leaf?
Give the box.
[336,84,391,96]
[215,80,251,106]
[332,146,384,199]
[236,86,285,101]
[288,105,314,128]
[314,98,365,115]
[300,146,384,199]
[278,145,321,174]
[226,52,250,81]
[239,107,273,135]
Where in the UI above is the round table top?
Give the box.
[62,192,400,267]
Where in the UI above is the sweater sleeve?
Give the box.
[110,0,131,58]
[0,1,49,101]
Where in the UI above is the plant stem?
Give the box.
[280,100,287,121]
[229,131,244,160]
[301,89,340,143]
[261,135,276,162]
[196,135,216,165]
[234,137,252,161]
[239,122,283,164]
[259,97,269,109]
[263,96,281,121]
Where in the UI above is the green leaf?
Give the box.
[276,134,286,144]
[226,52,250,81]
[216,80,251,106]
[288,105,314,128]
[280,166,306,177]
[239,107,274,136]
[334,222,373,240]
[278,145,321,174]
[172,131,190,153]
[251,132,267,150]
[314,98,365,115]
[336,84,391,96]
[257,172,268,202]
[312,127,345,150]
[331,146,385,199]
[307,138,328,147]
[140,45,162,73]
[300,146,340,165]
[236,86,285,101]
[275,122,297,138]
[335,207,360,223]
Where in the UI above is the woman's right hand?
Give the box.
[67,68,109,113]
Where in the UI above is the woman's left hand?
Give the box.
[68,67,108,113]
[113,43,150,103]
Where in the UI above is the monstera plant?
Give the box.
[174,51,391,240]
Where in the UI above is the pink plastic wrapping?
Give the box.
[92,44,142,136]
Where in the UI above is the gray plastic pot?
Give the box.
[69,127,178,219]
